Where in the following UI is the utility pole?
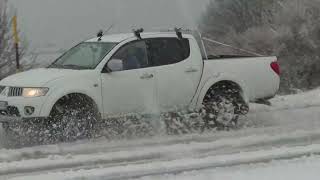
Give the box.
[12,15,20,71]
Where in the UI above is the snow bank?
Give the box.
[251,88,320,112]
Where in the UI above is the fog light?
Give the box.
[24,106,35,116]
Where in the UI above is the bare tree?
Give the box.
[0,0,26,79]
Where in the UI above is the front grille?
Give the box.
[8,87,23,97]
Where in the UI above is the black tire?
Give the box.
[202,83,249,130]
[47,94,100,142]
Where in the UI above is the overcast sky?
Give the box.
[10,0,210,51]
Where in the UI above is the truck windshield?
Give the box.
[49,42,117,70]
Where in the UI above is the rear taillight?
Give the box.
[270,61,280,76]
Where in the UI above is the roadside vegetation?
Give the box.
[201,0,320,93]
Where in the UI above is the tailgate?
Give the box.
[244,56,280,101]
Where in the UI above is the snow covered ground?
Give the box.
[135,155,320,180]
[1,89,320,180]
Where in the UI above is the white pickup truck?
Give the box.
[0,31,280,140]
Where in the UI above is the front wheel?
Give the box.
[47,94,100,142]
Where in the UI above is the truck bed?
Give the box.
[201,56,280,102]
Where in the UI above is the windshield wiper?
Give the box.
[61,64,89,70]
[48,64,64,69]
[48,64,89,70]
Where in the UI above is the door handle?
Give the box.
[185,68,199,73]
[140,73,154,79]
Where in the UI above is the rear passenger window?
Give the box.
[146,38,190,67]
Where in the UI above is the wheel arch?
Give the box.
[39,91,101,118]
[196,78,249,108]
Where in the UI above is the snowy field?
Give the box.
[1,89,320,179]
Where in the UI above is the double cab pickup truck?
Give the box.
[0,31,280,140]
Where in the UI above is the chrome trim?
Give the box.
[0,87,9,96]
[0,86,5,94]
[8,87,23,97]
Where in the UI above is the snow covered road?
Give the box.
[133,155,320,180]
[1,89,320,180]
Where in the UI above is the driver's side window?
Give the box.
[108,40,149,72]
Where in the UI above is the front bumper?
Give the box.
[0,94,46,122]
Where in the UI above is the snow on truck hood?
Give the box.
[0,68,77,87]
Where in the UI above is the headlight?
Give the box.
[22,88,49,97]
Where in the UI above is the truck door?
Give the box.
[100,40,156,117]
[146,38,202,111]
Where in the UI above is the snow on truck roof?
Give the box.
[85,32,193,43]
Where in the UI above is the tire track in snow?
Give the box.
[1,103,319,163]
[8,144,320,180]
[2,127,320,177]
[1,103,320,178]
[0,125,294,163]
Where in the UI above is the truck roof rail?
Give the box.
[174,28,183,39]
[156,27,193,34]
[94,26,262,58]
[96,30,103,41]
[133,28,144,39]
[94,23,115,42]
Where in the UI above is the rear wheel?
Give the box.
[202,83,249,130]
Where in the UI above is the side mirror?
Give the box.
[104,59,123,73]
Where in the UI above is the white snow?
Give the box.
[1,89,320,179]
[7,144,320,180]
[252,88,320,112]
[136,155,320,180]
